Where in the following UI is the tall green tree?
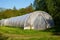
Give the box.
[34,0,47,11]
[45,0,56,17]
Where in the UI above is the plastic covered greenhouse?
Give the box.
[0,11,54,30]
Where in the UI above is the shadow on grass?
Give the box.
[52,25,60,35]
[45,26,60,36]
[0,33,9,40]
[4,26,24,30]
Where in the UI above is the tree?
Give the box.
[18,3,34,15]
[25,3,34,13]
[45,0,56,17]
[33,0,47,11]
[13,6,17,10]
[13,6,19,16]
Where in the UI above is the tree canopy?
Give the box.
[0,4,34,19]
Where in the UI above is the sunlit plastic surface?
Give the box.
[0,11,54,30]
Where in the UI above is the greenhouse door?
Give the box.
[34,15,46,30]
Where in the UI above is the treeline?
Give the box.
[33,0,60,26]
[0,4,34,19]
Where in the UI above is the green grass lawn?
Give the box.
[0,26,60,40]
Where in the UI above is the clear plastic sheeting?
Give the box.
[0,11,54,30]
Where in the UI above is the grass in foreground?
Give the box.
[0,26,60,40]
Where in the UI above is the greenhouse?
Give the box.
[0,11,54,30]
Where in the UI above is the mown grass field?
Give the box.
[0,26,60,40]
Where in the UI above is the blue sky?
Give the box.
[0,0,34,9]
